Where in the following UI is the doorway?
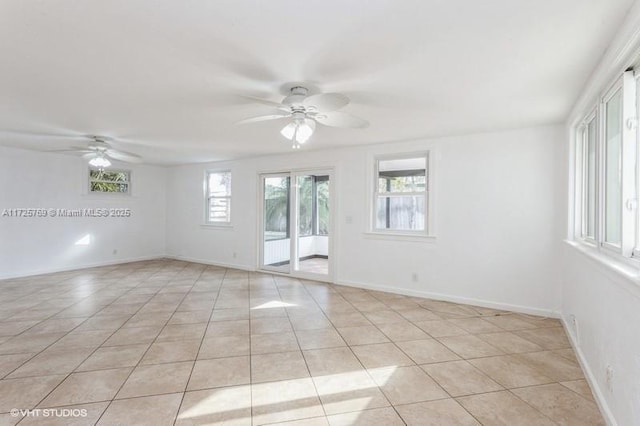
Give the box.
[259,169,332,280]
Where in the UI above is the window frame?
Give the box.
[88,168,131,195]
[634,72,640,258]
[204,169,232,226]
[600,79,624,254]
[574,69,639,263]
[579,108,599,245]
[371,152,430,236]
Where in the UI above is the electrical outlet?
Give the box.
[605,365,614,392]
[112,249,118,255]
[411,273,418,282]
[233,252,237,259]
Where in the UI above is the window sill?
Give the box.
[82,192,133,198]
[564,240,640,288]
[200,223,233,230]
[363,231,436,242]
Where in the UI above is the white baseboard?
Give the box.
[561,316,617,426]
[336,278,561,318]
[164,254,256,272]
[0,254,166,280]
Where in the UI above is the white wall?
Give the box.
[166,125,565,316]
[0,146,167,278]
[562,247,640,426]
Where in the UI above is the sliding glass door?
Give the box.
[261,174,292,273]
[260,170,332,279]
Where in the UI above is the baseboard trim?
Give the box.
[164,255,256,272]
[0,254,166,280]
[336,278,561,318]
[561,316,617,426]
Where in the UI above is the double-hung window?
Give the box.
[205,170,231,224]
[575,68,638,259]
[373,154,428,234]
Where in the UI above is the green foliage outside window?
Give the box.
[89,170,130,193]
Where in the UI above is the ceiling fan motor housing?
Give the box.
[282,86,309,106]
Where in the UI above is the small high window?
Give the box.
[89,169,130,194]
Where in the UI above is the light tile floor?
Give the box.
[0,259,603,425]
[297,258,329,276]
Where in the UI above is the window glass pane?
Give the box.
[89,170,130,193]
[264,176,290,241]
[208,171,231,197]
[90,182,129,193]
[298,176,313,237]
[90,170,129,183]
[208,197,230,222]
[316,179,329,235]
[605,89,622,245]
[585,119,597,238]
[206,171,231,223]
[378,157,426,193]
[376,196,425,231]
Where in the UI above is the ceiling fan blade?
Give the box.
[48,148,94,153]
[0,129,87,139]
[82,152,98,160]
[314,111,369,128]
[303,93,350,112]
[236,113,291,125]
[106,149,143,163]
[239,95,288,109]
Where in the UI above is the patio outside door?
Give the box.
[259,169,332,280]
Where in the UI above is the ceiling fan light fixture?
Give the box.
[281,118,314,148]
[89,154,111,170]
[280,122,296,140]
[295,121,314,144]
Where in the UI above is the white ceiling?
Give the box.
[0,0,634,165]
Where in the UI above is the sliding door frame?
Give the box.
[257,167,335,282]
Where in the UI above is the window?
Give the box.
[89,169,130,193]
[575,69,638,259]
[205,170,231,224]
[374,154,428,233]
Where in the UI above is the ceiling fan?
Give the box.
[237,86,369,149]
[53,136,142,169]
